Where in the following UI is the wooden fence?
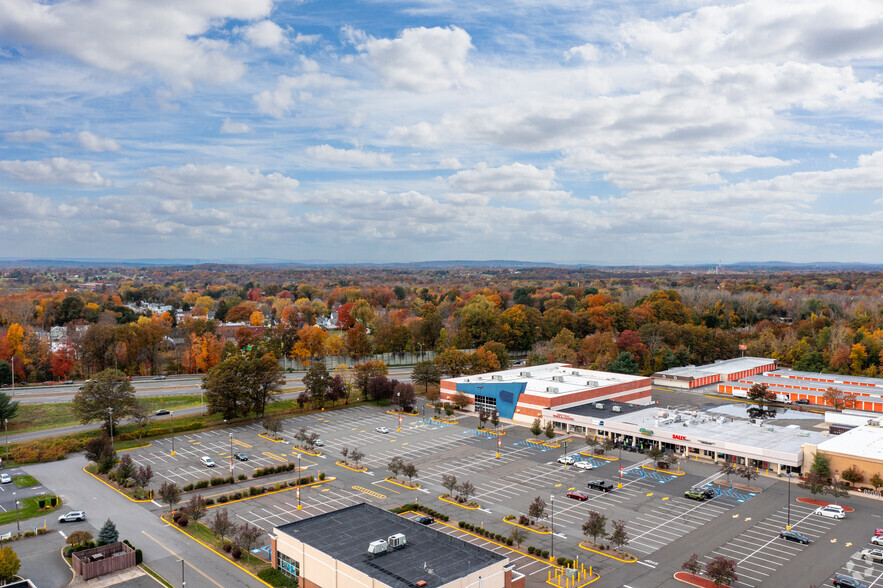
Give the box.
[71,541,136,580]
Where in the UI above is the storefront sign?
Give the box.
[552,413,574,421]
[639,428,654,436]
[699,440,715,446]
[672,434,687,441]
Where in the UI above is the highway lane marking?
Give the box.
[142,530,224,588]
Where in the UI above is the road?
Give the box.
[5,367,415,444]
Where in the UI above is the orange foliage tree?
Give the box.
[183,333,223,373]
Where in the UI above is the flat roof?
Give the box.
[448,363,648,397]
[732,375,883,398]
[817,424,883,460]
[275,503,505,588]
[771,369,883,389]
[554,401,649,419]
[654,357,775,379]
[596,407,827,453]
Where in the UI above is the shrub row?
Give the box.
[527,546,550,558]
[11,437,85,464]
[214,477,316,504]
[253,463,297,477]
[457,521,512,545]
[257,567,298,587]
[556,556,576,567]
[221,542,242,560]
[182,476,235,492]
[390,503,450,522]
[122,540,143,565]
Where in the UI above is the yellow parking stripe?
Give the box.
[262,451,288,463]
[232,439,252,448]
[352,486,386,499]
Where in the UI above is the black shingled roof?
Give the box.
[275,503,506,588]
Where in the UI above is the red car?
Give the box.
[567,491,589,501]
[875,529,883,536]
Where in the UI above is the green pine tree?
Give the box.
[98,519,119,544]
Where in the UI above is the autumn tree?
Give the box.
[823,387,856,411]
[412,360,441,396]
[582,510,607,544]
[72,369,138,433]
[681,554,701,577]
[394,382,416,411]
[203,354,283,420]
[609,520,629,550]
[290,325,327,367]
[159,481,180,512]
[747,382,777,419]
[182,333,223,373]
[840,465,864,487]
[527,496,546,525]
[0,546,20,582]
[705,556,737,587]
[352,360,388,399]
[303,362,330,409]
[209,508,235,542]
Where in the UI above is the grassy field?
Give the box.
[0,494,60,525]
[11,395,204,434]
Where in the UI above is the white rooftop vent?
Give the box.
[492,375,503,381]
[387,533,406,549]
[594,403,604,410]
[553,376,565,382]
[368,540,388,555]
[519,371,531,377]
[611,406,622,413]
[546,386,559,393]
[586,380,599,387]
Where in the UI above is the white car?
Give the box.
[557,455,576,465]
[861,548,883,563]
[153,375,167,380]
[0,474,10,484]
[375,427,389,434]
[814,505,846,519]
[315,439,324,447]
[59,511,86,523]
[200,456,215,467]
[575,461,595,470]
[871,536,883,546]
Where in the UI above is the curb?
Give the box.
[258,433,284,443]
[502,518,551,535]
[384,477,420,490]
[438,495,481,510]
[289,446,322,457]
[82,466,154,503]
[161,516,273,587]
[116,442,152,453]
[206,477,335,509]
[335,461,368,473]
[795,497,855,512]
[673,571,732,588]
[476,428,506,436]
[578,542,637,562]
[578,452,618,461]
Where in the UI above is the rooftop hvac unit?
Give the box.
[611,406,622,413]
[586,380,599,387]
[368,540,388,555]
[387,533,406,549]
[492,375,503,381]
[572,370,580,376]
[594,403,605,410]
[546,386,559,393]
[553,376,565,382]
[519,371,531,377]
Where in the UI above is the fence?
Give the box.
[281,350,448,371]
[72,542,136,580]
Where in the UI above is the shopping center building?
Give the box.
[652,357,778,389]
[440,363,651,424]
[812,422,883,490]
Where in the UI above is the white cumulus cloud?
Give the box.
[0,158,110,187]
[77,131,121,152]
[5,129,51,143]
[305,145,393,167]
[220,118,251,134]
[139,164,300,203]
[242,20,287,49]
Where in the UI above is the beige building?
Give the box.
[270,503,525,588]
[813,423,883,490]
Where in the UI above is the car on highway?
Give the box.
[154,409,170,415]
[566,490,589,501]
[59,511,86,523]
[557,455,576,465]
[778,529,810,544]
[814,505,846,519]
[872,535,883,546]
[153,375,167,380]
[0,474,10,484]
[375,426,389,434]
[574,461,594,470]
[861,548,883,563]
[63,380,74,385]
[833,574,868,588]
[415,516,434,525]
[200,456,215,467]
[586,480,614,492]
[233,452,248,461]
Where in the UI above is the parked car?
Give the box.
[814,505,846,519]
[233,452,248,461]
[153,375,167,380]
[415,516,434,525]
[874,528,883,536]
[574,461,594,470]
[375,426,390,434]
[557,455,576,465]
[566,491,589,501]
[315,439,324,447]
[795,399,810,405]
[200,456,215,467]
[833,574,868,588]
[587,480,614,492]
[59,511,86,523]
[779,529,810,544]
[861,548,883,563]
[155,409,170,415]
[872,535,883,546]
[684,488,710,501]
[0,474,11,484]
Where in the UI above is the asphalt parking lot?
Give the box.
[114,401,883,588]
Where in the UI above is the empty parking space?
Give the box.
[699,502,842,587]
[821,550,883,588]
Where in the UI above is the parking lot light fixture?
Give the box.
[4,418,7,461]
[170,411,175,456]
[13,494,19,533]
[549,494,554,559]
[108,407,114,449]
[786,472,792,530]
[229,433,233,474]
[297,453,302,511]
[562,441,568,467]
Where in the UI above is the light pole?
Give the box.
[170,411,175,456]
[396,392,401,432]
[549,494,554,560]
[180,558,185,587]
[229,433,234,474]
[4,418,8,462]
[618,435,623,488]
[108,407,114,449]
[297,452,302,511]
[786,471,792,530]
[10,357,13,397]
[13,493,19,533]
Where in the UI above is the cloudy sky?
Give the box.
[1,0,881,265]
